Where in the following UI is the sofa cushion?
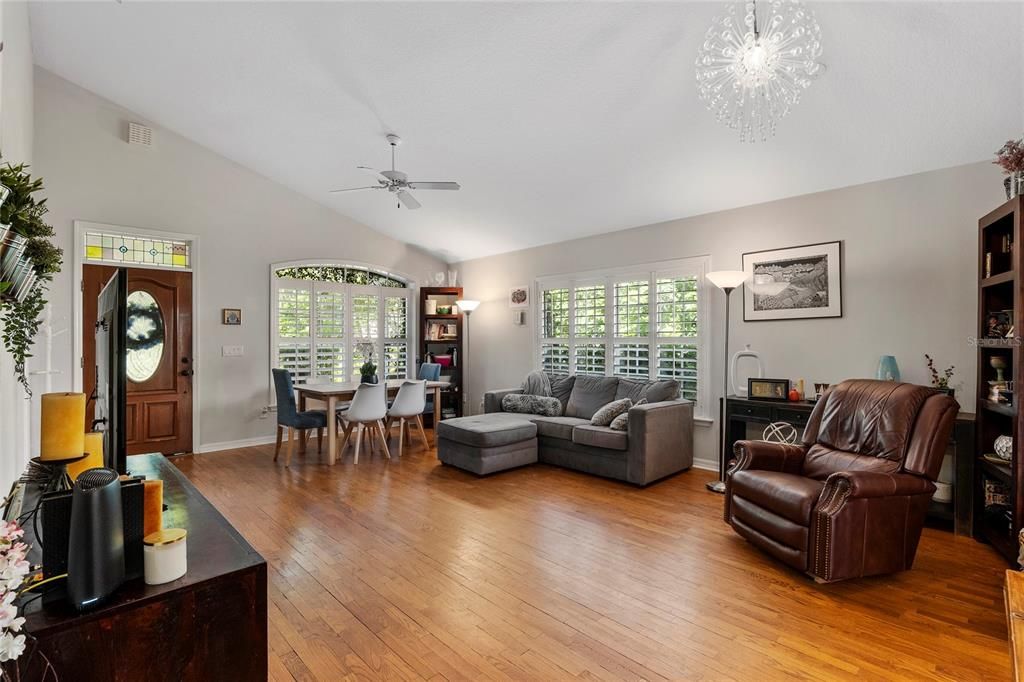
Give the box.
[729,470,825,526]
[530,416,589,440]
[608,399,645,431]
[549,374,576,413]
[614,378,680,404]
[436,413,537,448]
[565,376,619,419]
[590,398,632,426]
[572,424,628,451]
[643,379,680,403]
[501,393,561,417]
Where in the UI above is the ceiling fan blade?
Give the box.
[407,181,460,191]
[329,186,382,193]
[357,165,383,176]
[397,190,421,209]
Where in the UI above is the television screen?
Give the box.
[95,269,127,474]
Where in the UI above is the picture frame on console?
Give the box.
[748,378,790,401]
[742,241,843,321]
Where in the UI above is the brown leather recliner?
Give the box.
[724,379,958,583]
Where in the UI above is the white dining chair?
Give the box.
[338,383,390,463]
[385,380,429,457]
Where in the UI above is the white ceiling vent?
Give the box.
[126,122,153,148]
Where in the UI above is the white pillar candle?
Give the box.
[143,528,187,585]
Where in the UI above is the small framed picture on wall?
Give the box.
[222,308,242,325]
[509,285,529,309]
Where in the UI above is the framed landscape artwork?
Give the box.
[742,241,842,321]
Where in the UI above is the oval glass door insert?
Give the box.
[126,290,165,383]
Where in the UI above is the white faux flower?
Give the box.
[0,632,26,662]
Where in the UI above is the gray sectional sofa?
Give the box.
[436,373,694,486]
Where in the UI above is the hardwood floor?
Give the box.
[173,438,1010,681]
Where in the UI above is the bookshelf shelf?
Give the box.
[975,196,1024,565]
[419,286,464,420]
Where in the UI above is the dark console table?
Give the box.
[725,396,976,535]
[20,453,267,681]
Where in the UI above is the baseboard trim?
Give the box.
[691,456,718,472]
[196,434,277,454]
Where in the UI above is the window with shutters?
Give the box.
[270,263,411,400]
[536,256,709,417]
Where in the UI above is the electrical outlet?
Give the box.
[222,345,244,357]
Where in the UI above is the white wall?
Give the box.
[0,2,34,491]
[457,161,1006,469]
[32,67,446,452]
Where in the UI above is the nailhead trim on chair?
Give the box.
[812,476,851,581]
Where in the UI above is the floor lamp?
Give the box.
[455,299,480,416]
[704,270,747,494]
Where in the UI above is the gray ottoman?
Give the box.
[436,413,538,475]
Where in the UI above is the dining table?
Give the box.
[295,379,447,465]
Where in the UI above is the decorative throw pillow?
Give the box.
[590,398,632,426]
[502,393,562,417]
[609,398,646,431]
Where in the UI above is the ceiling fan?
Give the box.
[330,134,460,210]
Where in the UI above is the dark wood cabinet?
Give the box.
[19,454,267,681]
[725,396,976,535]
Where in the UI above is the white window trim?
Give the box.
[268,260,417,404]
[535,256,711,420]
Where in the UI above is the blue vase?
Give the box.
[876,355,900,382]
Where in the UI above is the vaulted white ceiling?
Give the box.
[30,2,1024,262]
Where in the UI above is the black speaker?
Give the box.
[41,477,144,583]
[67,468,125,611]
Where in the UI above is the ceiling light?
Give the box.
[695,0,825,142]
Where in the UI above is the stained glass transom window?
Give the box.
[84,231,191,269]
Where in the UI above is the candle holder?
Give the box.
[23,454,89,493]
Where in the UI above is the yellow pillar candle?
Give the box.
[68,432,104,480]
[143,480,164,537]
[40,393,86,461]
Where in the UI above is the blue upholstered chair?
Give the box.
[272,368,327,466]
[418,362,441,417]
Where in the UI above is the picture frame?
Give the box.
[509,285,529,309]
[742,241,842,321]
[222,308,242,325]
[748,378,790,401]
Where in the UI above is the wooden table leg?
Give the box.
[327,395,338,465]
[433,386,442,425]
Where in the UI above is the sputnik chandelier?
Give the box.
[695,0,825,142]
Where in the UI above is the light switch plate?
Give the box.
[222,345,244,357]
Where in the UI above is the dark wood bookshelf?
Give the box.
[975,196,1023,565]
[419,286,464,421]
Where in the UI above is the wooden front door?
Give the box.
[84,265,193,454]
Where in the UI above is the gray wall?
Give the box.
[32,67,446,451]
[457,161,1005,469]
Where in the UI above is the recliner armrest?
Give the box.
[820,470,935,501]
[483,388,523,413]
[730,440,806,476]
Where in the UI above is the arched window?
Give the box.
[271,262,412,388]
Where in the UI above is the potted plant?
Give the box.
[925,354,955,398]
[994,138,1024,199]
[0,161,63,394]
[357,343,378,384]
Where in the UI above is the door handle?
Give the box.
[180,369,194,377]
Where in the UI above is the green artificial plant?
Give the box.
[0,161,63,394]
